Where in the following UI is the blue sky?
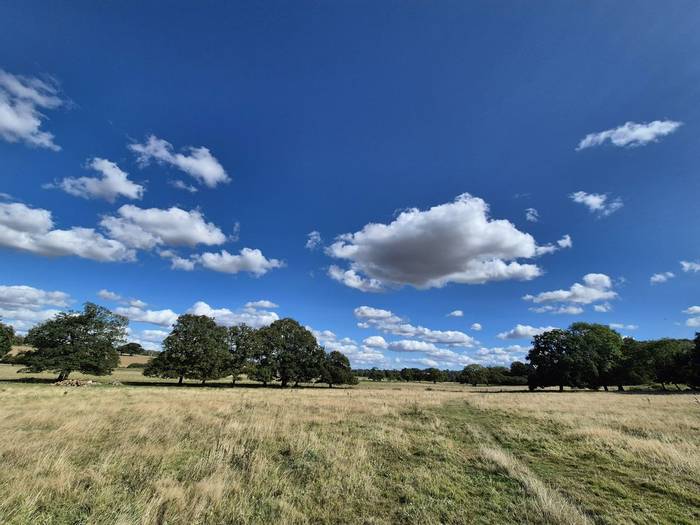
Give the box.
[1,1,699,369]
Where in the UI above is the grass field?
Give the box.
[0,365,698,524]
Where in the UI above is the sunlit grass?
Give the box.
[0,365,697,524]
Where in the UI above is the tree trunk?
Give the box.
[328,383,332,388]
[178,375,184,385]
[559,384,564,392]
[281,379,288,387]
[617,385,625,391]
[201,379,206,385]
[603,385,609,392]
[661,382,667,391]
[674,383,682,391]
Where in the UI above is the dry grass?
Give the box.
[0,366,698,524]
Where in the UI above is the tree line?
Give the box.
[0,303,356,388]
[354,363,529,385]
[526,322,700,391]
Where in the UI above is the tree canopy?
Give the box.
[20,303,126,380]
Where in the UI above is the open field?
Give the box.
[0,366,698,524]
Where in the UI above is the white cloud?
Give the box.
[310,328,386,365]
[196,248,283,276]
[470,323,482,331]
[0,284,70,308]
[115,305,178,327]
[306,231,322,250]
[326,193,567,291]
[524,273,617,311]
[0,283,70,333]
[354,305,477,347]
[447,310,464,317]
[577,120,682,150]
[328,265,384,292]
[681,261,700,273]
[0,69,64,150]
[650,272,675,285]
[534,234,573,256]
[525,208,539,222]
[98,289,122,301]
[130,135,229,188]
[687,317,700,328]
[101,205,227,250]
[388,340,440,352]
[169,180,198,193]
[52,158,144,202]
[0,201,134,262]
[593,302,612,313]
[609,323,638,331]
[245,300,278,309]
[683,306,700,315]
[187,301,279,328]
[570,191,623,217]
[529,305,584,315]
[497,324,557,340]
[363,335,388,348]
[138,329,169,342]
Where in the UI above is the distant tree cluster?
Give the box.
[4,305,355,387]
[144,315,357,387]
[356,362,529,385]
[527,322,700,391]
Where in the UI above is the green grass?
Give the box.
[0,365,697,524]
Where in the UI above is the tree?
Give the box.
[20,303,125,380]
[424,367,447,384]
[258,318,324,387]
[227,324,260,384]
[646,338,692,390]
[688,333,700,389]
[458,364,487,386]
[569,323,623,391]
[320,350,356,387]
[611,337,653,390]
[0,321,14,360]
[144,314,231,385]
[367,367,385,381]
[527,329,578,391]
[117,342,145,355]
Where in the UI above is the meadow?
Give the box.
[0,364,698,525]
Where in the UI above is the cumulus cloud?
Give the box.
[354,305,477,347]
[187,300,279,328]
[98,289,122,301]
[0,283,70,332]
[447,310,463,317]
[525,208,539,222]
[326,194,568,291]
[593,303,612,313]
[0,201,134,262]
[570,191,623,217]
[534,234,573,256]
[305,231,322,250]
[169,180,198,193]
[363,335,388,348]
[0,69,64,150]
[470,323,482,331]
[529,305,584,315]
[328,265,384,292]
[195,248,283,276]
[101,205,227,250]
[115,305,179,327]
[51,158,144,202]
[497,324,557,340]
[524,273,617,313]
[129,135,230,188]
[310,328,386,365]
[681,261,700,273]
[576,120,682,150]
[650,272,675,285]
[245,300,278,309]
[609,323,638,331]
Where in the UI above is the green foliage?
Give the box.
[126,362,148,368]
[527,329,578,390]
[117,342,146,355]
[689,333,700,389]
[258,318,325,387]
[0,321,14,359]
[20,303,125,380]
[319,350,357,387]
[458,364,488,386]
[569,322,623,390]
[646,338,692,389]
[367,367,385,381]
[144,314,231,384]
[227,324,261,383]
